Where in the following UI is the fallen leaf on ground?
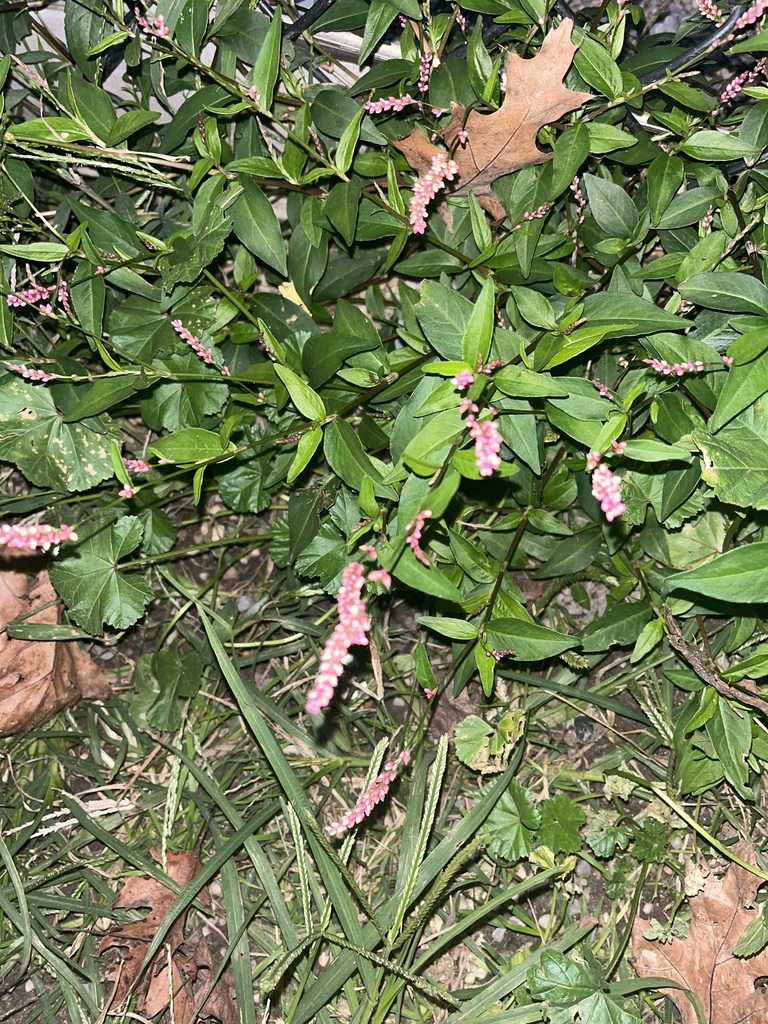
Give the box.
[101,849,238,1024]
[394,20,591,220]
[0,549,110,736]
[632,842,768,1024]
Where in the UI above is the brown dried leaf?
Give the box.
[394,20,591,219]
[101,850,237,1024]
[632,843,768,1024]
[0,550,110,737]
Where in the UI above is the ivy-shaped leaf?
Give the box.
[50,516,154,634]
[537,793,586,854]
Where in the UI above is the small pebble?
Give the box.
[25,981,34,993]
[575,858,592,878]
[643,901,653,915]
[574,715,594,742]
[671,837,683,850]
[491,927,505,943]
[236,595,254,612]
[538,914,550,929]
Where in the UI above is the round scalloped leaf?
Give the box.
[0,375,120,491]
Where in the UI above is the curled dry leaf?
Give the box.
[0,549,110,737]
[394,19,591,220]
[100,849,238,1024]
[632,842,768,1024]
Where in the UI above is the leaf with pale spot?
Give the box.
[0,375,120,491]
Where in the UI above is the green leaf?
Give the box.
[0,376,120,491]
[415,281,473,361]
[581,293,684,336]
[65,0,108,79]
[694,420,768,511]
[622,438,691,462]
[647,153,684,225]
[358,0,397,65]
[325,178,363,247]
[295,523,350,589]
[733,905,768,958]
[573,30,622,99]
[139,356,229,431]
[149,427,235,464]
[275,365,326,421]
[50,517,154,634]
[538,794,586,855]
[7,118,92,144]
[666,543,768,603]
[324,418,396,499]
[679,273,768,315]
[462,277,495,367]
[63,377,138,421]
[552,124,590,197]
[578,603,652,653]
[657,187,720,230]
[710,350,768,431]
[485,618,579,661]
[381,546,464,602]
[217,460,271,514]
[494,365,568,398]
[484,781,540,862]
[174,0,208,57]
[70,260,105,339]
[231,176,287,276]
[335,106,365,175]
[0,242,70,261]
[287,427,323,483]
[584,173,638,238]
[706,697,752,798]
[417,616,478,641]
[303,300,381,388]
[680,130,758,162]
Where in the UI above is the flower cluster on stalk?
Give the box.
[409,152,459,235]
[306,561,391,716]
[326,751,410,836]
[0,523,77,553]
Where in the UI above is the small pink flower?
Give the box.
[643,357,704,376]
[7,284,54,308]
[0,523,77,552]
[466,413,503,477]
[722,354,734,366]
[326,751,410,836]
[697,0,724,21]
[491,648,515,661]
[123,458,151,473]
[118,485,135,499]
[409,152,459,235]
[610,440,627,456]
[591,463,625,522]
[452,370,475,391]
[424,688,436,699]
[586,451,601,471]
[359,544,377,561]
[513,203,553,231]
[368,568,392,587]
[405,509,432,566]
[457,128,469,145]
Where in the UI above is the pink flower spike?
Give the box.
[409,152,459,235]
[405,509,433,566]
[452,369,475,391]
[591,463,625,522]
[0,523,78,553]
[306,562,371,715]
[326,751,410,836]
[5,363,56,383]
[467,413,503,477]
[365,94,415,114]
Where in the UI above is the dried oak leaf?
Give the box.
[0,550,110,737]
[394,19,591,220]
[632,843,768,1024]
[101,849,237,1024]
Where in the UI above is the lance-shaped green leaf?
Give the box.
[680,273,768,315]
[231,176,287,276]
[149,427,236,464]
[462,277,495,370]
[485,618,579,660]
[250,9,281,110]
[275,365,326,421]
[324,419,396,499]
[666,543,768,603]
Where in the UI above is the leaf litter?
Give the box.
[394,20,591,219]
[632,842,768,1024]
[0,547,110,737]
[100,848,238,1024]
